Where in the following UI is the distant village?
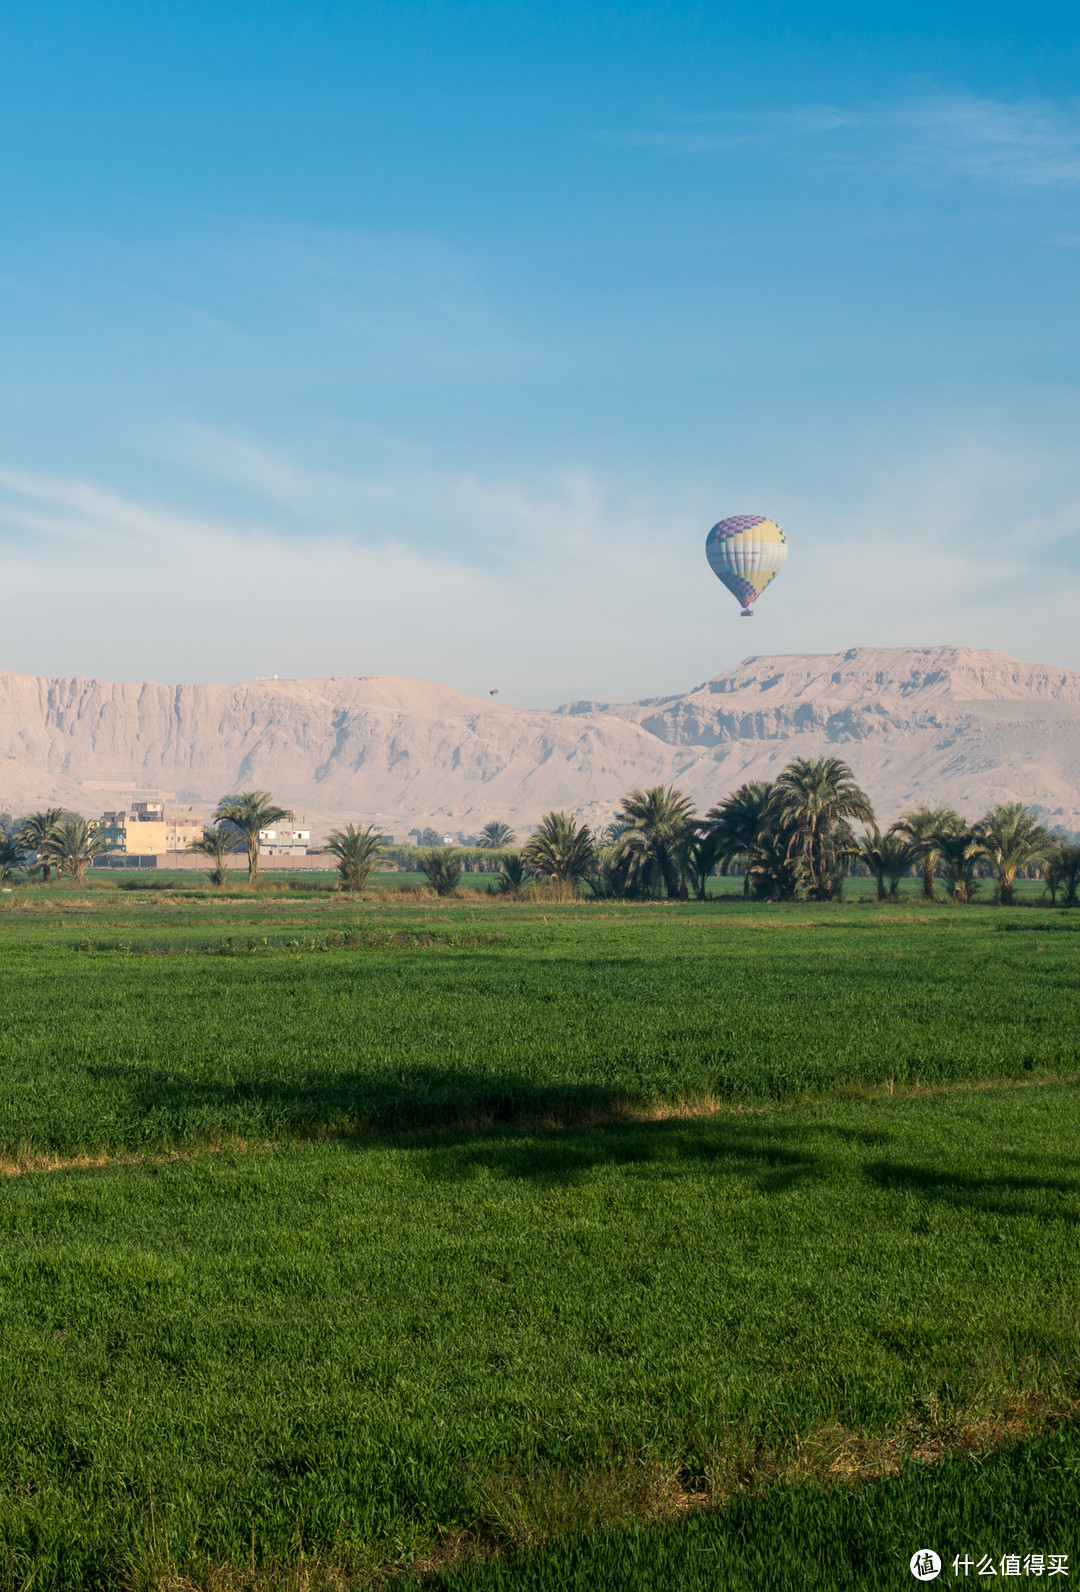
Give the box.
[80,795,487,871]
[88,797,314,870]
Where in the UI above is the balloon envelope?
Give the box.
[705,514,787,612]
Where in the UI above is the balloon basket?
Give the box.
[740,609,754,617]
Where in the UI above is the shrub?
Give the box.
[420,848,461,897]
[324,823,387,892]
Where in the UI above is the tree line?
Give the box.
[322,760,1079,905]
[0,802,523,888]
[517,759,1080,906]
[0,793,297,888]
[408,821,516,850]
[3,764,1079,904]
[0,808,103,884]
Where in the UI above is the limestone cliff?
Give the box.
[1,646,1078,832]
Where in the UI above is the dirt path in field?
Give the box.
[141,1390,1080,1589]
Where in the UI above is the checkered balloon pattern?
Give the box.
[705,514,788,611]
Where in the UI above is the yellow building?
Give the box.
[98,800,211,855]
[97,810,167,854]
[124,820,168,854]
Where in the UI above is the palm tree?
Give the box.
[186,826,244,887]
[881,831,916,899]
[478,820,516,849]
[212,790,295,887]
[770,758,875,902]
[15,807,65,882]
[934,824,985,904]
[0,827,22,881]
[420,847,461,897]
[977,803,1055,906]
[856,828,916,901]
[50,817,105,885]
[893,806,961,902]
[495,853,526,896]
[522,811,596,894]
[611,786,697,900]
[704,782,774,898]
[1045,843,1080,908]
[324,823,387,891]
[688,824,721,901]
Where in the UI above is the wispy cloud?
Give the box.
[595,106,861,156]
[599,92,1080,190]
[0,450,709,703]
[896,95,1080,187]
[1,423,1078,703]
[0,466,250,549]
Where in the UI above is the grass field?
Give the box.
[44,866,1062,903]
[0,892,1077,1157]
[1,884,1078,1588]
[425,1424,1080,1591]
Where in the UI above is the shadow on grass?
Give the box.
[415,1114,876,1194]
[415,1121,1080,1221]
[82,1060,634,1137]
[864,1160,1079,1224]
[77,1061,1080,1221]
[85,1056,888,1149]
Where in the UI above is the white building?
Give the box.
[257,826,311,857]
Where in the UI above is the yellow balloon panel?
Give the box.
[705,515,788,610]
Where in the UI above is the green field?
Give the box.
[1,892,1077,1156]
[427,1424,1080,1591]
[1,884,1078,1588]
[68,865,1062,904]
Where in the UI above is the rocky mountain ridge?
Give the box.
[2,646,1079,833]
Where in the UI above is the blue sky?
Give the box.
[2,1,1079,703]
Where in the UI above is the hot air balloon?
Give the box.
[705,514,787,617]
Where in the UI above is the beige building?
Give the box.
[97,801,209,856]
[98,804,168,855]
[166,808,210,851]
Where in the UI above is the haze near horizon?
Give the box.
[7,644,1080,836]
[2,2,1079,705]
